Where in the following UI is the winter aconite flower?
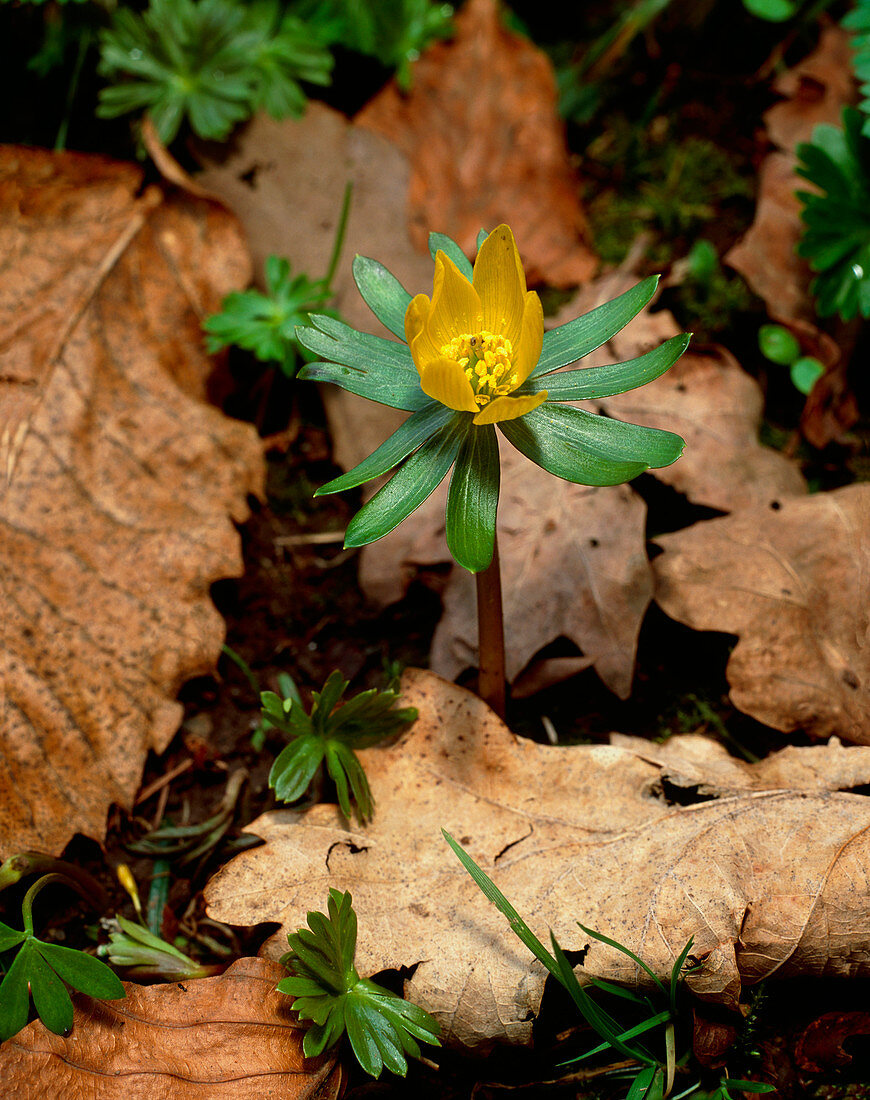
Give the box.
[297,225,689,574]
[405,226,547,424]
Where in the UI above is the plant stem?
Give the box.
[475,535,506,719]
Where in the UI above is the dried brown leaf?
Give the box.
[0,147,265,855]
[205,669,870,1049]
[0,957,344,1099]
[355,0,597,287]
[653,484,870,742]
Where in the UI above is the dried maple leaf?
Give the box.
[0,147,265,856]
[653,484,870,742]
[205,669,870,1050]
[0,957,344,1099]
[354,0,597,287]
[429,440,652,697]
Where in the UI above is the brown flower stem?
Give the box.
[475,535,506,719]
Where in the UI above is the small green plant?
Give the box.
[278,888,440,1077]
[757,323,823,396]
[443,832,775,1099]
[795,107,870,321]
[96,0,333,144]
[263,671,418,824]
[0,874,125,1042]
[204,184,351,377]
[98,914,217,980]
[296,0,454,89]
[844,0,870,135]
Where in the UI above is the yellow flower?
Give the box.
[403,224,548,426]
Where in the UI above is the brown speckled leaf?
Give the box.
[355,0,597,287]
[0,958,344,1099]
[653,484,870,742]
[0,147,265,855]
[204,670,870,1050]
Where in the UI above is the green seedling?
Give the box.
[263,670,417,824]
[96,0,333,144]
[278,888,440,1077]
[204,184,351,378]
[757,324,824,396]
[796,107,870,321]
[443,832,775,1099]
[298,224,687,716]
[294,0,454,90]
[844,0,870,136]
[98,914,218,980]
[0,873,125,1042]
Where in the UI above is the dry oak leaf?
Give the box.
[653,483,870,742]
[0,957,344,1099]
[355,0,597,288]
[429,439,652,698]
[204,668,870,1051]
[0,146,265,856]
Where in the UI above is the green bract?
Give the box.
[297,228,688,574]
[796,108,870,321]
[97,0,333,144]
[263,671,417,824]
[278,888,440,1077]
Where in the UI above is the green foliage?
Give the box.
[795,107,870,320]
[844,0,870,137]
[295,0,454,89]
[96,0,333,144]
[0,875,125,1042]
[299,229,687,574]
[204,184,350,375]
[443,832,776,1099]
[278,888,440,1077]
[758,324,823,396]
[204,256,335,375]
[585,123,755,269]
[98,914,211,980]
[263,670,417,824]
[742,0,798,20]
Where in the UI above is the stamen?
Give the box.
[441,331,516,408]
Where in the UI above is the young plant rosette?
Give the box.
[297,225,689,574]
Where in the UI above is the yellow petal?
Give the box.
[473,224,526,345]
[427,252,482,347]
[473,390,547,426]
[405,293,441,373]
[420,357,480,413]
[511,291,544,386]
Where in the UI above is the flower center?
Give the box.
[441,331,518,408]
